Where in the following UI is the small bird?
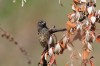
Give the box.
[37,20,67,53]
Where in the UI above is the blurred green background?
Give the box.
[0,0,100,66]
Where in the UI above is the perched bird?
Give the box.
[37,20,50,48]
[37,20,66,52]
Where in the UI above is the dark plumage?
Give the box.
[37,20,50,48]
[37,20,66,48]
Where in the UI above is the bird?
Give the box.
[37,20,67,54]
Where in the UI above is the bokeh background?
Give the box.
[0,0,100,66]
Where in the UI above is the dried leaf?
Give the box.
[24,0,26,2]
[54,43,61,54]
[21,0,24,7]
[13,0,16,3]
[90,60,95,66]
[82,50,90,60]
[78,52,82,57]
[49,48,53,57]
[59,0,61,5]
[85,30,90,42]
[87,42,93,51]
[96,34,100,43]
[49,54,56,66]
[87,7,93,14]
[63,36,68,44]
[67,45,73,51]
[66,21,76,28]
[71,63,73,66]
[92,33,96,42]
[48,36,53,45]
[66,63,69,66]
[91,16,96,24]
[44,52,48,60]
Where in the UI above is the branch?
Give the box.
[49,28,67,34]
[0,27,32,65]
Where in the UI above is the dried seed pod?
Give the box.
[65,63,69,66]
[5,32,10,39]
[14,41,18,45]
[1,32,6,37]
[28,60,31,64]
[9,36,14,42]
[20,47,28,55]
[20,47,25,53]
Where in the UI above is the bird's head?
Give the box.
[38,20,46,28]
